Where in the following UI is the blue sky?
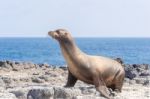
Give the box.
[0,0,150,37]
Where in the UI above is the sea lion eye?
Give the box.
[56,30,60,34]
[65,33,68,36]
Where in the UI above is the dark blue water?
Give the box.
[0,38,149,65]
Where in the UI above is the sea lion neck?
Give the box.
[58,38,85,65]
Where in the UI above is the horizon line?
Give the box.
[0,36,150,38]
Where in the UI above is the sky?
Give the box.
[0,0,150,37]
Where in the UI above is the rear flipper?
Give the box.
[110,71,125,93]
[93,75,112,99]
[114,72,124,92]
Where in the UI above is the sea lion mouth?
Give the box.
[48,29,71,42]
[48,31,59,39]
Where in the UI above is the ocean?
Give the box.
[0,38,150,65]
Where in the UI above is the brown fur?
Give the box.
[48,29,125,99]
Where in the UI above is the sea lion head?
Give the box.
[48,29,73,42]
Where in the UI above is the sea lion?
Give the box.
[48,29,125,99]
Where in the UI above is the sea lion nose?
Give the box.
[48,31,53,36]
[48,31,59,38]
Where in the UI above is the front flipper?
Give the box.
[64,70,78,87]
[93,75,112,99]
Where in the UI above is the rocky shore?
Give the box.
[0,60,149,99]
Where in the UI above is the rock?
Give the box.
[38,63,49,68]
[12,78,19,82]
[125,69,137,79]
[0,61,4,66]
[0,78,5,87]
[15,62,35,70]
[38,75,50,82]
[59,66,68,71]
[54,87,81,99]
[124,64,143,79]
[43,63,50,68]
[27,62,36,68]
[143,80,149,86]
[45,71,52,75]
[134,78,148,85]
[140,64,149,70]
[10,90,26,99]
[140,70,150,76]
[0,92,17,99]
[33,72,40,75]
[6,60,14,65]
[129,80,136,85]
[74,95,104,99]
[132,64,140,68]
[27,87,54,99]
[23,62,32,69]
[136,67,143,73]
[12,63,23,71]
[132,64,149,73]
[2,77,13,85]
[8,61,14,65]
[12,66,21,71]
[79,87,96,95]
[14,61,20,65]
[124,78,130,83]
[114,58,124,64]
[32,77,44,83]
[45,72,58,77]
[20,78,31,82]
[0,60,150,99]
[1,62,12,70]
[34,64,40,69]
